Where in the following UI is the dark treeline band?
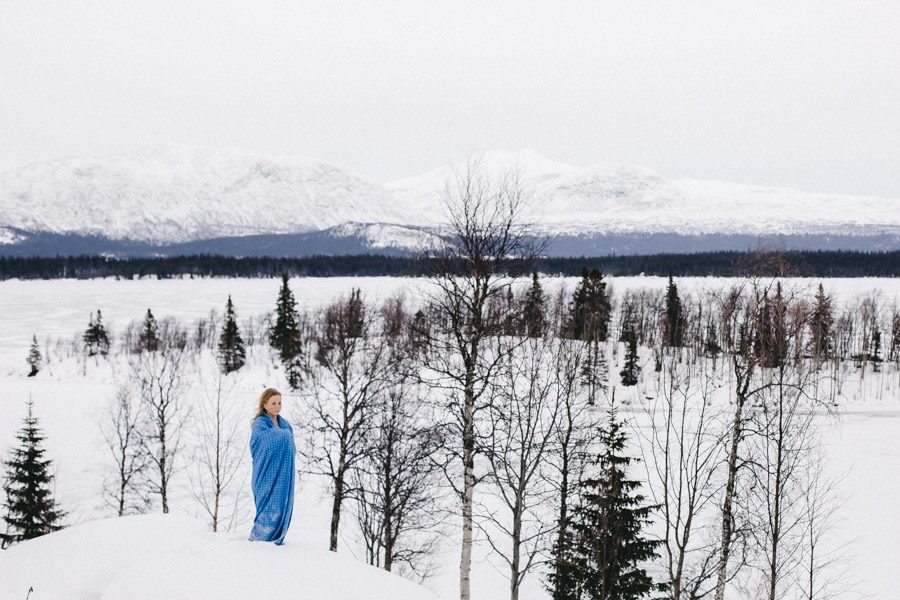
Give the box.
[1,250,899,280]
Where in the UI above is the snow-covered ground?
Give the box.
[0,275,898,599]
[0,514,437,600]
[3,274,900,372]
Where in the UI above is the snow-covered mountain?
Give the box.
[0,145,403,244]
[2,146,899,256]
[390,148,900,237]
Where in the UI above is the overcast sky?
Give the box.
[1,1,898,196]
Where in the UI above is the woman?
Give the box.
[248,388,295,545]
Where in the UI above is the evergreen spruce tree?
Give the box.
[522,272,547,338]
[549,397,661,600]
[217,295,246,374]
[94,309,111,355]
[891,314,900,363]
[26,335,41,377]
[138,309,160,353]
[83,309,111,356]
[344,288,365,339]
[807,284,833,364]
[502,286,520,336]
[871,327,882,371]
[567,267,612,342]
[620,328,640,387]
[269,273,304,389]
[1,401,65,547]
[754,285,787,369]
[704,321,721,358]
[581,338,608,405]
[662,275,684,348]
[83,313,96,354]
[547,520,579,600]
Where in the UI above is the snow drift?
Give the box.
[0,514,437,600]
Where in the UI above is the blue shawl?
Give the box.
[248,413,295,545]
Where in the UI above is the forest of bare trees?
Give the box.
[27,165,896,600]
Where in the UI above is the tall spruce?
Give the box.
[138,309,160,353]
[808,284,833,364]
[567,267,611,342]
[871,327,882,371]
[891,314,900,363]
[548,396,661,600]
[704,320,721,358]
[522,272,547,338]
[663,275,684,348]
[26,334,41,377]
[1,401,65,547]
[581,338,608,405]
[754,284,787,369]
[269,273,303,389]
[620,328,640,387]
[217,295,246,374]
[83,309,111,356]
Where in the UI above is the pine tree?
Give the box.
[662,275,684,348]
[549,397,661,600]
[567,267,611,342]
[26,335,41,377]
[83,309,111,356]
[522,272,546,338]
[620,328,640,387]
[1,401,65,547]
[138,309,160,353]
[217,295,246,374]
[269,273,303,389]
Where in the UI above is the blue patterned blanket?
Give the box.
[248,413,295,545]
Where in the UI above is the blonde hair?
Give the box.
[254,388,282,422]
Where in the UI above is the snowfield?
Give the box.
[0,514,438,600]
[1,275,899,600]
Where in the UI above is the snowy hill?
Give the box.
[2,146,900,256]
[389,149,900,237]
[0,145,402,245]
[0,514,437,600]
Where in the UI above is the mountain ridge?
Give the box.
[3,145,899,255]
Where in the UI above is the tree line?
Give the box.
[3,248,900,280]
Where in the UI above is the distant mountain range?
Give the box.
[2,145,899,257]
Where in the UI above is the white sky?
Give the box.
[1,1,899,196]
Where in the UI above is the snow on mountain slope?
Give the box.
[0,514,437,600]
[388,150,900,237]
[0,145,403,244]
[2,146,899,251]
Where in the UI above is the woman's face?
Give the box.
[264,394,282,419]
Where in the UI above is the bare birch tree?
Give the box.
[189,361,248,532]
[353,296,444,579]
[479,335,560,600]
[713,278,774,600]
[99,382,151,516]
[133,342,191,513]
[637,347,725,599]
[417,156,541,600]
[303,289,393,552]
